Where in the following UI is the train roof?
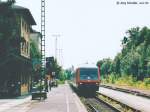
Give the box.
[75,63,97,69]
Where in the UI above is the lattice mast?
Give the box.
[41,0,46,77]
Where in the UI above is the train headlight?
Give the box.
[79,83,83,84]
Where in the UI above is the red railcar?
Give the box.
[75,65,100,92]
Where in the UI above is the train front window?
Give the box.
[79,68,98,80]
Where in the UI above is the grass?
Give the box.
[57,80,65,84]
[102,74,150,90]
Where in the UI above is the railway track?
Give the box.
[96,92,141,112]
[69,83,141,112]
[83,96,119,112]
[86,102,99,112]
[100,84,150,99]
[69,83,120,112]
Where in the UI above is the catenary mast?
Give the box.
[41,0,46,77]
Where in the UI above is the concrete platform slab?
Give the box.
[27,84,87,112]
[99,87,150,112]
[0,84,87,112]
[2,84,87,112]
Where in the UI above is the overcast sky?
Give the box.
[11,0,150,68]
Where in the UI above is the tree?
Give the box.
[30,40,41,59]
[97,26,150,81]
[0,1,19,57]
[113,53,121,75]
[97,58,113,77]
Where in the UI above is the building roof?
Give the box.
[11,5,36,25]
[30,28,41,34]
[0,2,36,25]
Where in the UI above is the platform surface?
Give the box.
[1,83,87,112]
[99,87,150,112]
[28,83,87,112]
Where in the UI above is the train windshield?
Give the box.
[79,68,98,80]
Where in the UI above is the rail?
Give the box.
[69,82,140,112]
[96,92,141,112]
[86,103,99,112]
[100,84,150,99]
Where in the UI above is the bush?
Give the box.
[144,78,150,86]
[103,74,150,90]
[33,81,45,91]
[107,74,116,84]
[57,80,65,84]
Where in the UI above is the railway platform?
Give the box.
[99,87,150,112]
[0,95,31,112]
[1,83,87,112]
[102,84,150,96]
[27,83,87,112]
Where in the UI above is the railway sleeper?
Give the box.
[86,103,99,112]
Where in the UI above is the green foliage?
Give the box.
[46,57,64,81]
[103,74,150,89]
[58,70,67,81]
[57,79,65,84]
[144,78,150,86]
[30,40,41,59]
[97,26,150,81]
[65,69,72,80]
[97,58,113,76]
[109,74,118,84]
[0,3,20,55]
[33,81,45,91]
[115,75,136,86]
[53,59,63,79]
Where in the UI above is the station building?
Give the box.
[0,2,36,96]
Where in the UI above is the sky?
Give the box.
[4,0,150,68]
